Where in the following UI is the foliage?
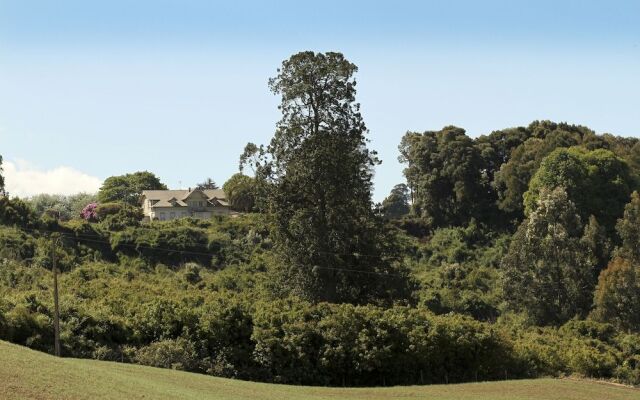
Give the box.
[592,258,640,332]
[252,301,516,386]
[524,148,634,234]
[26,193,98,221]
[399,126,484,227]
[0,196,38,228]
[195,178,218,190]
[4,340,640,400]
[253,51,408,304]
[0,154,4,194]
[96,202,143,230]
[616,191,640,263]
[98,171,167,206]
[492,121,595,219]
[222,173,256,212]
[4,59,640,389]
[502,187,595,325]
[134,337,199,371]
[80,202,99,221]
[381,183,410,219]
[0,227,36,261]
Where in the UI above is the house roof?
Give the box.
[142,189,227,208]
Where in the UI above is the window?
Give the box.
[198,201,203,207]
[170,212,175,219]
[159,212,166,220]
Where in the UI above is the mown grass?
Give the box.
[1,340,638,400]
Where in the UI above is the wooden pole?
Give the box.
[52,238,61,357]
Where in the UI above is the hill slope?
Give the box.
[1,341,638,400]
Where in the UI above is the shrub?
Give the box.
[0,197,37,228]
[0,227,36,261]
[135,337,199,371]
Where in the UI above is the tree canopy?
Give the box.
[25,193,98,221]
[0,154,5,195]
[254,51,407,304]
[381,183,410,219]
[502,187,595,325]
[223,173,256,212]
[98,171,167,206]
[399,126,484,227]
[616,191,640,263]
[195,178,218,190]
[524,148,634,234]
[592,257,640,332]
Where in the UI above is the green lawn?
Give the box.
[1,341,638,400]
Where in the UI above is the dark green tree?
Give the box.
[254,51,407,304]
[502,187,595,325]
[98,171,167,206]
[475,126,531,185]
[493,121,594,219]
[524,148,634,235]
[0,196,37,228]
[616,191,640,263]
[0,154,5,195]
[195,178,218,190]
[398,126,484,227]
[222,173,256,212]
[381,184,410,219]
[592,257,640,332]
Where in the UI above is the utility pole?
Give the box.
[51,236,61,357]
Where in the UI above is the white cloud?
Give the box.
[2,159,102,198]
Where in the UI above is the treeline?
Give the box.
[1,256,639,386]
[389,121,640,331]
[1,51,640,386]
[393,121,639,230]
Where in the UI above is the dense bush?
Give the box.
[2,118,640,387]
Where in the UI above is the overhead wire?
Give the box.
[15,225,409,278]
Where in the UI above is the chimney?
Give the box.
[188,187,191,192]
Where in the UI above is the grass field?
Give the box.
[1,341,638,400]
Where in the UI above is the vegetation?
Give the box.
[0,155,4,195]
[97,171,167,206]
[25,193,97,221]
[3,341,639,400]
[222,173,256,212]
[247,51,408,304]
[1,51,640,389]
[196,178,219,190]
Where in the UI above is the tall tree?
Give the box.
[381,184,410,219]
[222,173,256,212]
[475,126,531,185]
[253,51,406,304]
[493,121,594,219]
[502,187,595,325]
[592,257,640,332]
[195,178,218,190]
[98,171,167,206]
[399,126,484,227]
[616,191,640,263]
[0,154,4,195]
[524,148,634,235]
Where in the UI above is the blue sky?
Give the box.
[1,1,639,200]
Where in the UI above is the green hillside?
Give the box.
[1,341,638,400]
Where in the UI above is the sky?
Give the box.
[1,1,639,201]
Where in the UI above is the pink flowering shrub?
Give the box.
[81,202,99,222]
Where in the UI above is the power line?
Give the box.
[16,226,408,278]
[19,225,407,261]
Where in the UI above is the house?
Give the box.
[141,188,231,221]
